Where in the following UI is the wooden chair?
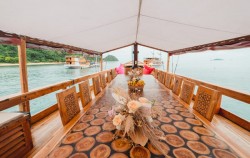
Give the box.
[100,73,107,89]
[158,71,164,83]
[92,76,101,95]
[172,76,183,96]
[193,85,221,121]
[79,80,92,107]
[161,72,166,84]
[179,80,195,105]
[56,87,80,125]
[111,69,116,79]
[157,71,161,81]
[107,70,112,83]
[165,73,173,89]
[153,69,157,78]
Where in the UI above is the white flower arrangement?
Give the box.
[109,88,166,153]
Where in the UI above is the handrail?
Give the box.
[155,69,250,104]
[0,69,112,111]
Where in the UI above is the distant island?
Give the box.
[211,58,224,61]
[103,55,118,61]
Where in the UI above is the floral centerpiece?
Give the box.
[127,69,145,91]
[109,88,169,157]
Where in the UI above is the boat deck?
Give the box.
[26,78,250,158]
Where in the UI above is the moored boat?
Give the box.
[64,56,91,69]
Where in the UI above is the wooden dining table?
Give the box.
[47,75,240,158]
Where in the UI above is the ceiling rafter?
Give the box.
[0,30,101,55]
[135,0,142,42]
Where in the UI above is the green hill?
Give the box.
[104,55,118,61]
[0,44,67,63]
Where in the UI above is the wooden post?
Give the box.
[18,38,30,112]
[166,53,170,72]
[133,43,139,68]
[100,54,103,71]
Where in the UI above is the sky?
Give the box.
[103,45,250,67]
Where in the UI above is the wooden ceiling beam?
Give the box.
[103,43,134,53]
[169,35,250,55]
[137,43,168,53]
[0,30,101,55]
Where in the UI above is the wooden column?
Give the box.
[166,53,170,72]
[133,43,139,68]
[100,54,103,71]
[18,38,30,112]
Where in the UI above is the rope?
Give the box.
[174,55,180,74]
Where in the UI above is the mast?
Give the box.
[133,43,139,68]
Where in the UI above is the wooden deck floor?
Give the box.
[27,81,250,158]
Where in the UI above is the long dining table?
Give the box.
[47,75,240,158]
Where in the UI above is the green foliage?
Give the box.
[86,56,100,62]
[0,44,67,63]
[104,55,118,61]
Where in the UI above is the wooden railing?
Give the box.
[1,68,249,129]
[154,69,250,130]
[0,69,112,124]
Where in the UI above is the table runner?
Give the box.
[48,75,240,158]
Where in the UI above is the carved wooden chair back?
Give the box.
[193,85,221,121]
[79,80,92,107]
[157,71,161,82]
[153,69,158,78]
[100,73,107,89]
[180,80,195,105]
[165,73,173,89]
[92,76,101,95]
[111,69,116,79]
[56,87,80,125]
[158,71,164,83]
[107,70,112,83]
[153,69,157,78]
[163,72,166,84]
[172,76,183,96]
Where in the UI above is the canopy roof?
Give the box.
[0,0,250,55]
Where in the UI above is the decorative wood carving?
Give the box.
[92,76,101,95]
[107,71,112,83]
[161,72,166,84]
[111,69,116,79]
[56,87,80,125]
[100,73,107,89]
[193,86,221,121]
[79,81,92,107]
[180,80,195,105]
[165,73,173,89]
[172,76,183,96]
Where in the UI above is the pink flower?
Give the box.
[127,100,142,113]
[112,114,125,126]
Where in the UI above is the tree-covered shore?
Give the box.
[0,45,66,63]
[0,44,119,64]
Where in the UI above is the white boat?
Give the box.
[64,56,91,69]
[143,57,163,66]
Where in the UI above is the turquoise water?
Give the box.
[0,50,250,121]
